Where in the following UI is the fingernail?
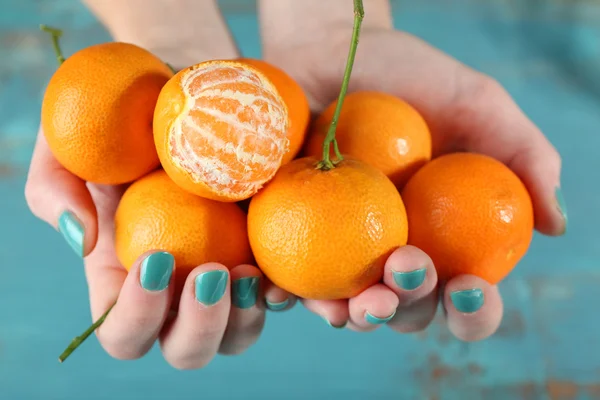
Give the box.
[555,187,568,233]
[58,210,84,257]
[266,298,289,311]
[232,277,260,309]
[140,252,174,291]
[365,310,396,325]
[195,270,228,306]
[450,289,484,313]
[392,267,427,290]
[323,317,347,329]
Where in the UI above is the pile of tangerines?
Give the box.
[41,29,533,305]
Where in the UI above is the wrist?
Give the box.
[258,0,393,58]
[83,0,239,68]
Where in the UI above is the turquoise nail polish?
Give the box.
[58,211,84,256]
[555,187,568,232]
[393,267,427,290]
[140,252,174,291]
[323,317,347,329]
[195,270,228,306]
[365,310,396,325]
[232,277,260,309]
[266,298,289,311]
[451,289,484,313]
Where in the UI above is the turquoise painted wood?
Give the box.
[1,1,599,399]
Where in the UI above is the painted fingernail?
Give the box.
[266,298,289,311]
[323,317,347,329]
[555,187,568,233]
[365,310,396,325]
[195,270,228,306]
[58,210,84,257]
[451,289,484,313]
[140,252,174,291]
[232,276,260,309]
[393,267,427,290]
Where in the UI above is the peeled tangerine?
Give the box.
[401,152,534,284]
[114,169,253,296]
[153,60,291,202]
[248,156,409,300]
[41,42,173,184]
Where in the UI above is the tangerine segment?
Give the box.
[247,156,409,300]
[238,58,310,164]
[154,60,290,202]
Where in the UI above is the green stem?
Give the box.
[40,24,66,65]
[58,301,116,363]
[317,0,365,171]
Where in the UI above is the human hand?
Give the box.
[26,2,297,368]
[263,27,566,340]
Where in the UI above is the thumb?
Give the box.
[25,129,98,256]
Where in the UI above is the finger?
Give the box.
[87,250,175,360]
[159,263,230,370]
[219,265,265,355]
[25,130,98,256]
[347,284,399,332]
[449,72,566,236]
[382,246,439,333]
[442,274,503,342]
[263,279,297,312]
[302,299,349,329]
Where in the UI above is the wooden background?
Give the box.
[1,0,599,399]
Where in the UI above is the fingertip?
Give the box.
[229,264,262,310]
[443,274,503,342]
[302,299,349,328]
[348,284,399,331]
[185,263,231,308]
[263,280,296,312]
[384,245,438,303]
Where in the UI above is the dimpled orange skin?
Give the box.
[401,152,534,284]
[247,156,409,300]
[115,169,253,295]
[238,58,310,164]
[304,91,432,188]
[153,60,290,202]
[41,42,173,184]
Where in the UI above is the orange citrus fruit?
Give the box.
[238,58,310,164]
[41,42,173,184]
[304,91,432,188]
[153,60,290,202]
[247,156,409,300]
[115,169,253,295]
[401,152,534,284]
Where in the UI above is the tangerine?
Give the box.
[41,42,173,184]
[238,58,310,164]
[114,169,253,296]
[401,152,534,284]
[247,156,409,300]
[153,60,290,202]
[304,91,432,188]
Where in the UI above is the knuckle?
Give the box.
[96,329,150,361]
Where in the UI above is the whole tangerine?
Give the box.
[41,42,173,184]
[401,152,534,284]
[114,169,253,296]
[153,60,290,202]
[304,91,432,188]
[247,156,409,300]
[238,58,310,164]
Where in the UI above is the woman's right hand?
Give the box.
[25,129,296,368]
